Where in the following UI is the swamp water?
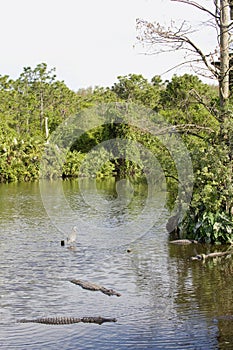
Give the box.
[0,179,232,349]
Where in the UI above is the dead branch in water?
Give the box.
[191,250,233,261]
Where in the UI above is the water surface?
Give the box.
[0,180,232,349]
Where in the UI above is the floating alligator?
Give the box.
[70,279,121,297]
[18,316,117,325]
[169,239,198,245]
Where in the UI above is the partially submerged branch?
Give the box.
[191,249,233,261]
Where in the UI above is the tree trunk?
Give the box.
[219,0,230,110]
[44,116,49,140]
[40,90,44,131]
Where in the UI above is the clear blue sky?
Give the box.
[1,0,215,90]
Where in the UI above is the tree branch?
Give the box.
[137,19,219,79]
[189,89,219,117]
[170,0,219,19]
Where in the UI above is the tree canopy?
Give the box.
[0,50,233,244]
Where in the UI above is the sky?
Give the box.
[1,0,216,91]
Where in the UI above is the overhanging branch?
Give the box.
[170,0,219,19]
[137,18,219,79]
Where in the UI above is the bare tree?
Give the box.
[136,0,233,110]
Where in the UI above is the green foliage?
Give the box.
[179,115,233,244]
[0,63,80,138]
[111,74,163,109]
[0,132,43,182]
[62,150,86,178]
[0,63,232,244]
[161,74,216,109]
[184,211,233,244]
[159,74,218,128]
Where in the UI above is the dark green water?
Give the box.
[0,180,232,349]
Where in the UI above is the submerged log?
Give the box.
[18,316,117,325]
[191,250,233,261]
[70,279,121,297]
[169,239,198,245]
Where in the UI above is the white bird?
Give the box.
[66,226,77,246]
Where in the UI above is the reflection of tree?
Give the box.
[0,181,45,224]
[128,237,179,321]
[128,238,223,346]
[168,243,233,346]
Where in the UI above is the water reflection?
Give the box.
[0,180,232,349]
[168,243,233,349]
[39,178,166,249]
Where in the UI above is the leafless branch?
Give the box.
[137,0,231,108]
[189,89,219,116]
[171,0,219,19]
[136,19,219,79]
[149,124,215,136]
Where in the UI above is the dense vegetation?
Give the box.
[0,63,233,244]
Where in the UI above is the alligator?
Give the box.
[169,239,198,245]
[70,279,121,297]
[18,316,117,325]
